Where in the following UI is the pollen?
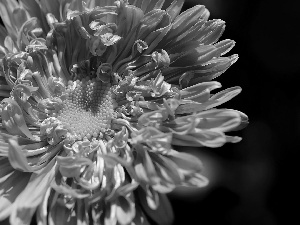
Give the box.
[56,77,115,140]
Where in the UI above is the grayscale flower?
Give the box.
[0,0,248,224]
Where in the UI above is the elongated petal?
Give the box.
[161,5,209,48]
[166,0,185,21]
[8,138,34,172]
[0,24,8,46]
[0,158,31,220]
[176,86,242,114]
[20,0,50,33]
[166,150,203,174]
[172,130,227,147]
[0,0,19,41]
[180,81,221,100]
[9,159,57,225]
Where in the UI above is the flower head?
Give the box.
[0,0,248,224]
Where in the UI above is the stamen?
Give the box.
[56,77,116,140]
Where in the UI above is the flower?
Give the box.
[0,0,248,224]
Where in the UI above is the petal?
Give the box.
[8,137,61,172]
[206,86,242,109]
[48,194,77,225]
[0,24,8,46]
[76,198,89,225]
[188,54,239,84]
[133,147,156,183]
[9,159,57,225]
[56,155,93,178]
[149,153,182,188]
[35,187,51,225]
[39,0,60,21]
[0,158,31,220]
[143,23,172,55]
[161,5,209,48]
[170,44,222,67]
[165,0,185,22]
[138,188,174,225]
[194,19,226,45]
[0,134,9,157]
[141,0,165,14]
[104,202,117,225]
[1,98,35,140]
[116,195,136,225]
[8,138,34,172]
[172,130,227,147]
[176,86,242,114]
[51,172,90,199]
[131,204,150,225]
[12,7,28,31]
[19,0,50,33]
[182,173,209,187]
[166,150,203,174]
[180,81,221,100]
[230,110,249,131]
[196,109,242,132]
[144,186,160,210]
[0,0,19,41]
[171,109,243,133]
[138,110,168,126]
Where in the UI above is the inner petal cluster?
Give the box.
[56,77,115,140]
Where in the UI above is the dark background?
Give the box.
[1,0,298,225]
[169,0,299,225]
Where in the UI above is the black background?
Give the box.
[1,0,298,225]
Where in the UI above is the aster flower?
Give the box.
[0,0,248,224]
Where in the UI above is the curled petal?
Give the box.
[8,137,60,172]
[131,127,172,154]
[150,73,171,97]
[56,155,93,178]
[138,109,168,127]
[180,81,221,100]
[40,117,68,145]
[17,17,41,51]
[1,98,36,140]
[51,172,90,199]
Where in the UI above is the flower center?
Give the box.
[56,77,115,140]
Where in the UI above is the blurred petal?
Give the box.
[0,0,19,41]
[0,158,31,220]
[116,195,136,225]
[172,130,227,147]
[138,188,173,225]
[9,159,57,225]
[48,194,77,225]
[56,155,93,178]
